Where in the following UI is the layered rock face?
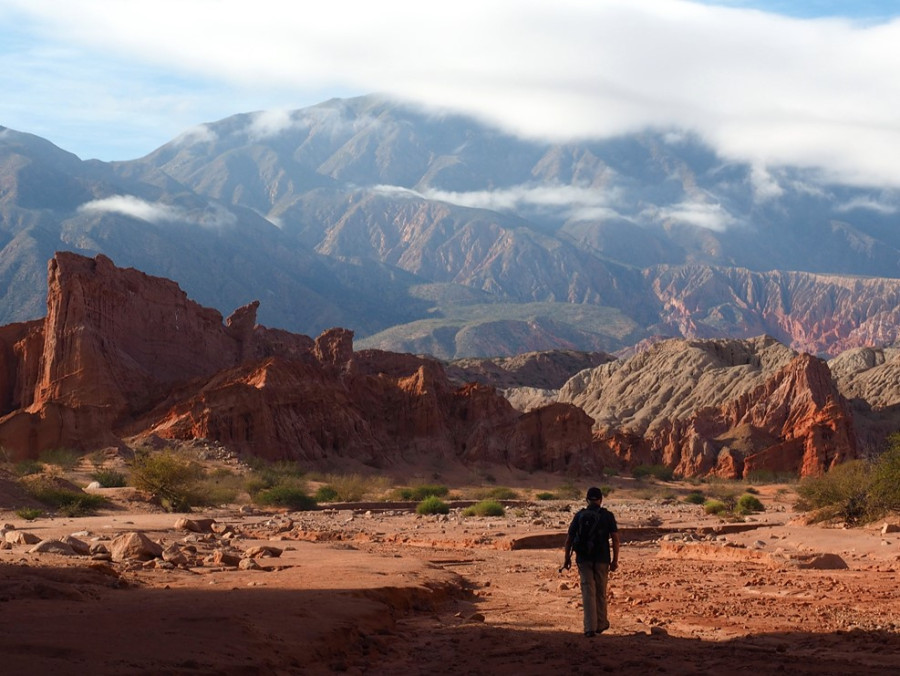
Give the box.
[828,346,900,453]
[557,336,856,478]
[0,253,596,473]
[446,350,615,389]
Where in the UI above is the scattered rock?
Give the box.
[239,557,262,571]
[109,532,164,562]
[5,530,40,545]
[174,517,217,533]
[29,539,78,555]
[59,535,91,555]
[243,545,283,559]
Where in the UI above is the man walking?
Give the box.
[563,486,620,636]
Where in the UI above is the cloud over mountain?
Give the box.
[3,0,900,187]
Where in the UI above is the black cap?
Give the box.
[586,486,602,501]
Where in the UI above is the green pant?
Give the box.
[577,560,610,633]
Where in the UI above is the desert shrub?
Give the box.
[535,491,556,501]
[796,460,871,524]
[795,442,900,524]
[735,493,765,515]
[868,442,900,516]
[558,481,588,499]
[471,486,518,501]
[13,459,43,477]
[318,473,385,502]
[462,500,505,517]
[194,469,241,507]
[254,481,317,511]
[23,478,107,516]
[15,507,44,520]
[632,464,674,482]
[684,491,706,505]
[744,486,760,495]
[416,496,449,515]
[38,448,81,471]
[91,469,128,488]
[129,449,206,512]
[396,484,449,501]
[704,485,739,510]
[315,485,340,502]
[745,469,798,485]
[703,499,727,515]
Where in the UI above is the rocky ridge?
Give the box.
[502,336,858,478]
[0,253,870,479]
[0,252,596,474]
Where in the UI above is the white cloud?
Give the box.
[79,195,237,228]
[749,165,784,201]
[173,124,218,147]
[422,184,623,216]
[4,0,900,186]
[246,109,297,140]
[646,201,739,231]
[79,195,184,223]
[835,197,899,215]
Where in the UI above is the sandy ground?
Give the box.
[2,482,899,675]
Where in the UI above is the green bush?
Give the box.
[15,507,44,520]
[416,496,450,515]
[13,459,43,477]
[554,481,581,499]
[91,469,128,488]
[129,449,205,512]
[703,499,727,515]
[471,486,518,500]
[254,483,317,511]
[195,469,241,507]
[315,485,340,502]
[462,500,505,517]
[24,478,107,517]
[315,473,387,502]
[735,493,765,514]
[796,460,871,524]
[535,491,556,501]
[745,469,797,485]
[868,442,900,515]
[38,448,81,471]
[684,491,706,505]
[633,464,675,482]
[397,484,449,501]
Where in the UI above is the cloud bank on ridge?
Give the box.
[2,0,899,188]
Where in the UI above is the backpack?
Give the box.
[572,508,606,558]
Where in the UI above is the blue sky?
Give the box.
[2,0,900,188]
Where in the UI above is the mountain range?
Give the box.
[4,94,900,358]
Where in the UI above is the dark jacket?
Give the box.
[567,504,618,564]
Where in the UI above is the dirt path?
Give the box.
[2,491,899,674]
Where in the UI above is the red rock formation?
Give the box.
[0,252,594,475]
[593,353,856,479]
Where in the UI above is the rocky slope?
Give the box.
[827,346,900,454]
[0,253,596,474]
[502,336,858,479]
[445,350,614,389]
